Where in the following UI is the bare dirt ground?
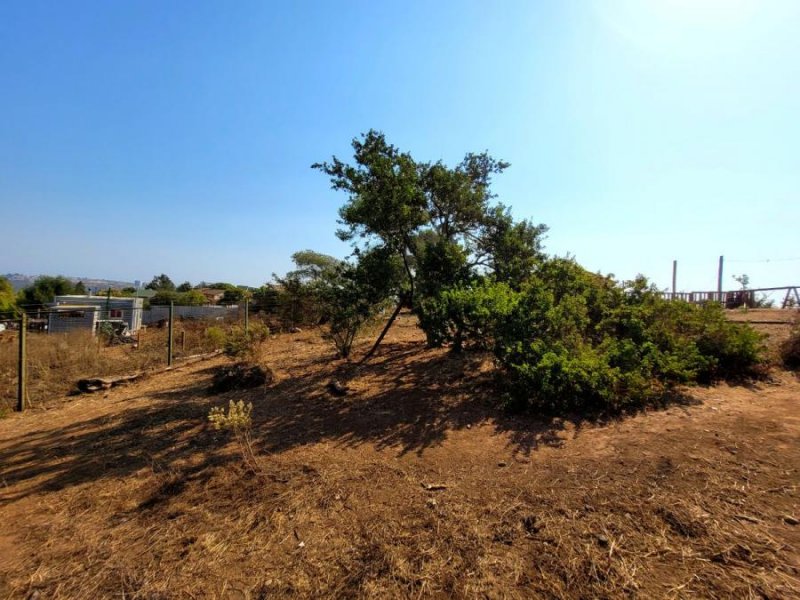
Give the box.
[0,313,798,598]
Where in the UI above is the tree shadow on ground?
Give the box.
[246,341,700,458]
[0,380,225,505]
[0,340,699,502]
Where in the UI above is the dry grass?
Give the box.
[1,313,799,598]
[0,319,254,412]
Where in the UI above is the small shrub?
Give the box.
[781,318,800,370]
[205,326,226,350]
[208,399,259,471]
[209,399,253,431]
[223,324,269,359]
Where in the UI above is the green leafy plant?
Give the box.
[416,279,518,351]
[205,326,226,350]
[494,260,766,413]
[223,325,269,359]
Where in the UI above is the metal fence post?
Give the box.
[168,302,174,367]
[17,314,27,412]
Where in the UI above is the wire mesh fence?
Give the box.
[0,301,284,413]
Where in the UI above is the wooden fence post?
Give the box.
[17,314,27,412]
[168,302,174,367]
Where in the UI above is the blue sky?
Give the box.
[1,0,798,293]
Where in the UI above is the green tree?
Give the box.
[314,247,404,358]
[149,290,179,306]
[252,284,280,312]
[151,290,207,306]
[478,204,548,287]
[314,131,546,360]
[176,281,193,292]
[146,274,176,291]
[181,290,208,306]
[0,277,17,315]
[286,250,341,283]
[313,130,425,304]
[74,280,87,294]
[18,275,76,307]
[220,288,246,305]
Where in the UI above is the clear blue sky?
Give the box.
[1,0,798,293]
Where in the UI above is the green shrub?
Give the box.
[224,325,269,359]
[494,259,766,413]
[205,324,269,358]
[205,326,226,350]
[781,318,800,370]
[416,279,518,351]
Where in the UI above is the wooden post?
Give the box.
[785,287,800,309]
[181,329,186,353]
[17,314,27,412]
[168,302,174,367]
[672,260,677,297]
[717,255,724,303]
[244,298,249,335]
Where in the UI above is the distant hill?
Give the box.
[2,273,135,293]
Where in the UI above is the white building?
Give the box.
[49,295,144,334]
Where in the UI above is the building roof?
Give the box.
[50,304,97,310]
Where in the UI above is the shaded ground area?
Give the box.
[0,313,798,598]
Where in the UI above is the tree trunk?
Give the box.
[401,251,415,306]
[359,299,404,364]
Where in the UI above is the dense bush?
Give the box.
[416,279,518,351]
[489,259,765,413]
[205,324,269,358]
[781,318,800,370]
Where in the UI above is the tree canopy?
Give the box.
[0,277,17,315]
[18,275,76,307]
[313,130,547,359]
[285,250,342,283]
[146,274,176,291]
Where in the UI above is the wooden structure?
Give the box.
[660,286,800,309]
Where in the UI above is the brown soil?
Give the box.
[1,314,798,598]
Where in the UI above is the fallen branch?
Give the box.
[76,350,223,394]
[77,373,144,393]
[421,483,448,491]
